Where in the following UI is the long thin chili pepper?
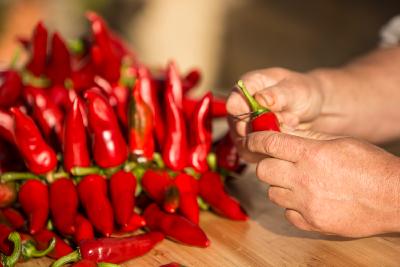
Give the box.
[110,170,136,228]
[33,229,73,259]
[183,97,227,118]
[10,107,57,174]
[48,85,70,111]
[237,80,280,132]
[141,170,172,203]
[199,171,247,221]
[174,173,199,224]
[215,133,240,172]
[136,64,165,148]
[144,204,209,247]
[77,175,114,237]
[128,78,154,161]
[18,180,49,234]
[188,93,212,173]
[0,183,17,208]
[50,178,78,235]
[182,68,201,94]
[1,208,24,230]
[0,110,14,144]
[0,71,22,109]
[85,89,127,168]
[52,232,164,266]
[166,61,183,109]
[46,32,71,86]
[71,58,95,92]
[111,84,129,127]
[74,215,94,244]
[63,98,90,172]
[26,22,48,76]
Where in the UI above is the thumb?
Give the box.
[284,129,344,141]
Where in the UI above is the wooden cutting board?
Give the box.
[17,209,400,267]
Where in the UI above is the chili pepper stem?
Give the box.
[236,80,269,114]
[1,232,22,267]
[123,161,137,172]
[1,172,40,183]
[98,263,121,267]
[23,237,56,259]
[71,166,102,177]
[51,250,80,267]
[206,153,217,172]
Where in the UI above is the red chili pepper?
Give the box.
[50,178,79,235]
[163,185,180,214]
[1,208,25,229]
[141,170,172,203]
[71,58,96,92]
[23,86,65,145]
[26,21,48,76]
[85,89,128,168]
[18,179,49,234]
[48,85,70,111]
[110,170,136,228]
[46,32,71,86]
[215,133,240,172]
[144,204,209,247]
[174,173,199,224]
[63,98,90,173]
[111,84,129,127]
[71,259,97,267]
[0,71,22,108]
[136,64,165,148]
[160,263,185,267]
[67,91,88,127]
[188,93,212,173]
[237,80,280,132]
[162,81,188,171]
[183,96,227,118]
[74,215,94,244]
[0,110,14,144]
[120,213,146,233]
[77,175,114,237]
[166,61,183,109]
[0,224,13,255]
[33,229,73,259]
[199,171,247,221]
[52,232,164,266]
[0,183,17,209]
[10,107,57,174]
[128,78,154,161]
[182,68,201,94]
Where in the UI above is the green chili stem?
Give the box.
[237,80,268,114]
[153,152,165,169]
[1,232,22,267]
[10,49,21,69]
[124,161,137,172]
[206,153,217,172]
[1,172,40,183]
[98,263,121,267]
[71,166,102,176]
[51,250,80,267]
[197,197,210,211]
[23,238,56,259]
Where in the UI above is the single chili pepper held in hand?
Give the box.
[77,175,114,237]
[237,80,280,132]
[50,178,79,235]
[0,71,22,109]
[74,215,95,244]
[1,208,25,230]
[52,232,164,266]
[85,89,128,168]
[110,170,136,228]
[18,180,49,234]
[10,107,57,174]
[63,98,90,172]
[128,78,154,161]
[33,229,73,259]
[144,204,209,247]
[0,110,14,144]
[46,32,72,86]
[26,22,48,76]
[188,93,212,173]
[215,133,240,172]
[199,171,247,221]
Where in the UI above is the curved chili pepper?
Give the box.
[1,208,24,230]
[0,110,14,144]
[237,80,280,132]
[23,86,64,145]
[52,232,164,266]
[110,170,136,227]
[77,175,114,237]
[188,93,212,173]
[182,68,201,94]
[166,61,183,109]
[174,173,199,224]
[199,171,247,221]
[215,133,240,172]
[128,78,154,161]
[50,178,78,235]
[85,89,127,168]
[136,64,165,148]
[33,229,73,259]
[0,232,21,267]
[10,107,57,174]
[18,179,49,234]
[183,96,227,118]
[46,32,71,86]
[74,215,94,244]
[26,22,48,76]
[120,213,146,233]
[0,183,17,208]
[162,82,187,171]
[63,98,90,172]
[0,71,22,108]
[18,233,56,261]
[144,204,209,247]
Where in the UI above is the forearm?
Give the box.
[309,46,400,143]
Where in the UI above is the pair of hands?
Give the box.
[227,68,400,237]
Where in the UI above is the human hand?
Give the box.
[227,68,325,162]
[245,130,400,237]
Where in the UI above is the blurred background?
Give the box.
[0,0,399,94]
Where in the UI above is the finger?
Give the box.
[267,186,297,209]
[226,90,250,116]
[256,158,296,189]
[284,209,315,231]
[245,131,317,162]
[228,110,249,137]
[286,129,341,141]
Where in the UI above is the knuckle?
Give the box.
[267,187,278,204]
[262,133,281,155]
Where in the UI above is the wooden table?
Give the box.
[19,171,400,266]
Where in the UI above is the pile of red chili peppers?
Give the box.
[0,12,248,267]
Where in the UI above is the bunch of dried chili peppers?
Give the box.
[0,12,250,267]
